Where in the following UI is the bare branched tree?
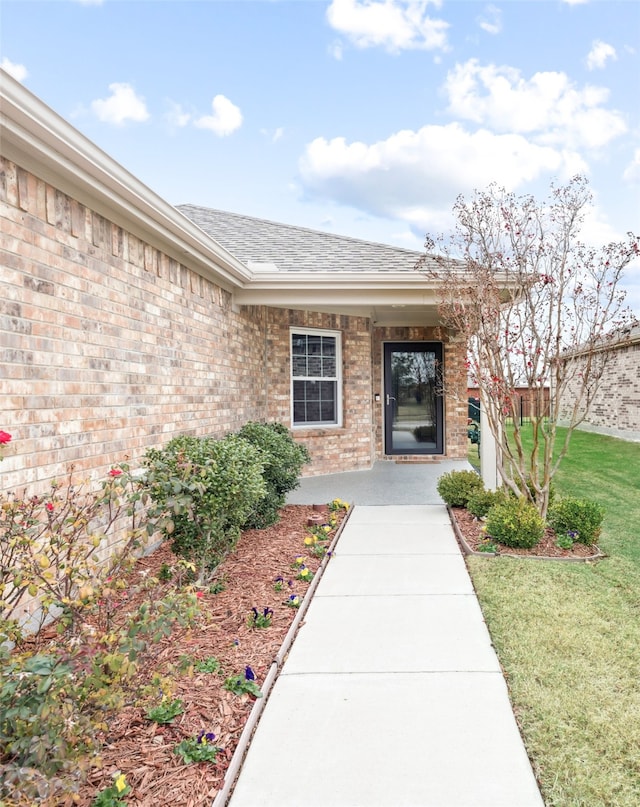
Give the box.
[417,175,639,518]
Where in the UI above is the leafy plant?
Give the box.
[476,538,499,553]
[329,498,349,512]
[236,421,310,528]
[193,656,221,674]
[556,532,576,550]
[248,606,273,629]
[548,497,605,546]
[224,667,263,698]
[436,470,484,508]
[467,488,508,519]
[285,594,301,608]
[142,433,266,582]
[485,497,545,549]
[0,464,146,643]
[92,773,131,806]
[158,562,173,582]
[146,698,184,724]
[175,732,219,764]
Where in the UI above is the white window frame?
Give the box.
[290,327,343,429]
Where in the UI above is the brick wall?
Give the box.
[1,157,470,498]
[559,334,640,440]
[1,158,269,493]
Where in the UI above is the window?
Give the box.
[291,329,342,427]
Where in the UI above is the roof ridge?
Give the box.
[176,204,424,257]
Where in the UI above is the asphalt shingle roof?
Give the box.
[177,205,435,274]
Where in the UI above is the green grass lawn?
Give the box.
[467,427,640,806]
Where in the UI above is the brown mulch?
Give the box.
[57,504,345,807]
[449,506,603,559]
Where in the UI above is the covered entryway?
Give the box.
[383,342,443,455]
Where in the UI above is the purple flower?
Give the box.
[245,666,255,681]
[197,731,216,744]
[263,607,274,619]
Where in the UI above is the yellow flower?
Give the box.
[304,536,316,546]
[115,774,127,793]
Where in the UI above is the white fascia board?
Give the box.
[0,71,250,291]
[235,271,440,292]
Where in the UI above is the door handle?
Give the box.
[386,394,396,405]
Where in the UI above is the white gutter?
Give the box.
[0,70,250,291]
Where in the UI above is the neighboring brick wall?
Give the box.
[559,333,640,440]
[265,310,374,475]
[372,326,468,460]
[1,158,269,493]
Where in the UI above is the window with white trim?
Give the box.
[290,329,342,427]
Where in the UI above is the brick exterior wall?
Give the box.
[1,158,469,499]
[265,310,374,475]
[1,157,270,492]
[559,333,640,441]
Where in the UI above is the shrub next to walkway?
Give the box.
[436,469,484,508]
[237,422,310,528]
[143,434,266,582]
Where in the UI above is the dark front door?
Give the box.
[384,342,443,455]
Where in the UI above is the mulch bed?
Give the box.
[449,506,604,560]
[35,504,345,807]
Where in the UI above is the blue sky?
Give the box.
[2,0,639,311]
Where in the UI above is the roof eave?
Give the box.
[0,70,250,291]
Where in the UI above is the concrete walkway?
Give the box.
[227,503,544,807]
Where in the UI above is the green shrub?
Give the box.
[143,434,266,581]
[436,470,484,507]
[236,422,310,528]
[548,497,605,546]
[485,497,545,549]
[467,488,508,519]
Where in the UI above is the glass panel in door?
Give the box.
[384,343,443,455]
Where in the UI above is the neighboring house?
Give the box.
[1,71,469,494]
[558,324,640,442]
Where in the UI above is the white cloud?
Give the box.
[164,101,191,128]
[299,124,586,232]
[194,95,243,136]
[260,126,284,143]
[326,0,449,54]
[1,57,28,82]
[623,148,640,184]
[478,4,502,35]
[586,40,617,70]
[562,0,589,5]
[90,83,149,126]
[444,59,626,149]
